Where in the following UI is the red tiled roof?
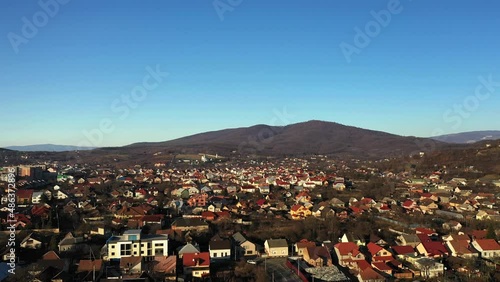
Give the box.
[372,261,392,271]
[417,234,432,243]
[475,239,500,251]
[335,242,360,256]
[367,242,384,256]
[421,242,448,256]
[356,260,371,270]
[16,189,34,199]
[402,200,415,208]
[201,211,216,219]
[415,227,436,235]
[183,252,210,267]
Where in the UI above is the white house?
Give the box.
[31,191,44,204]
[414,258,444,279]
[107,229,168,260]
[232,232,258,258]
[265,239,288,257]
[209,235,231,260]
[54,190,68,200]
[471,239,500,258]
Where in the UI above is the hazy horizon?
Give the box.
[2,120,500,148]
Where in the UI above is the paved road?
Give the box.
[264,258,302,282]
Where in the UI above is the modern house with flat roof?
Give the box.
[106,229,168,260]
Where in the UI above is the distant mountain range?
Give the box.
[4,123,498,159]
[431,130,500,144]
[119,120,449,158]
[5,144,97,152]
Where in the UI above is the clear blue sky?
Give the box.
[1,0,499,147]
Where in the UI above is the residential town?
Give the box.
[0,151,499,282]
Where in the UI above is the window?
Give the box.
[246,250,252,255]
[155,243,164,247]
[214,253,217,257]
[134,252,137,255]
[121,244,132,256]
[111,245,115,249]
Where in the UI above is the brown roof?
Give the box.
[296,240,316,249]
[306,246,331,260]
[210,239,231,250]
[360,267,385,280]
[470,230,488,240]
[449,240,475,255]
[77,259,103,272]
[153,256,176,273]
[42,251,60,261]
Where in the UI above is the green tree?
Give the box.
[486,224,497,240]
[49,235,58,251]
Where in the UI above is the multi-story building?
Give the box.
[107,229,168,260]
[18,165,44,180]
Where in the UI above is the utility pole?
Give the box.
[297,258,300,276]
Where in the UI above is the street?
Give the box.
[265,258,302,282]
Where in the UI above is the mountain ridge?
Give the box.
[116,120,449,158]
[5,144,97,152]
[431,130,500,144]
